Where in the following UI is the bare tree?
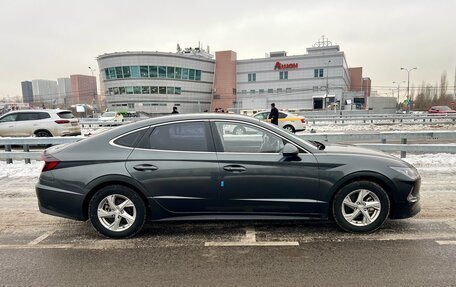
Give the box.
[439,70,448,103]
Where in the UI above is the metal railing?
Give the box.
[303,114,456,125]
[1,131,455,163]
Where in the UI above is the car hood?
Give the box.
[321,143,398,159]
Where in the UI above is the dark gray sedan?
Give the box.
[36,113,421,238]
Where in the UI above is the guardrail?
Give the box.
[304,114,456,125]
[1,131,455,163]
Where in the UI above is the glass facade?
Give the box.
[108,86,182,96]
[104,65,203,81]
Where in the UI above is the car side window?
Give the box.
[146,122,210,152]
[279,112,287,119]
[17,113,40,121]
[0,113,18,122]
[114,129,147,148]
[38,112,51,119]
[214,122,284,153]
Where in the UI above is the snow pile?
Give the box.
[305,123,456,133]
[401,153,456,168]
[0,161,43,179]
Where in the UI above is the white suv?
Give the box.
[0,109,81,137]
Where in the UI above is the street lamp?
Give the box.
[400,67,417,109]
[392,80,406,106]
[88,66,96,76]
[325,60,331,111]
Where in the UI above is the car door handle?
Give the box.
[223,165,246,173]
[133,164,158,172]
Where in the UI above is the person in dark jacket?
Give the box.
[171,107,179,114]
[268,103,279,125]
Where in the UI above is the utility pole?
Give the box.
[325,60,331,111]
[393,81,406,109]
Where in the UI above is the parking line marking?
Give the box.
[205,227,299,247]
[436,241,456,245]
[28,230,55,246]
[0,244,74,250]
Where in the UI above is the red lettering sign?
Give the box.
[274,61,298,70]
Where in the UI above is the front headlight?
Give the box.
[390,166,420,180]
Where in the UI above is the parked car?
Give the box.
[427,106,456,114]
[252,110,305,133]
[36,113,420,238]
[98,111,124,122]
[0,109,81,137]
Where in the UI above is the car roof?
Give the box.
[3,109,71,113]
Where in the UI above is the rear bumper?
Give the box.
[36,183,86,221]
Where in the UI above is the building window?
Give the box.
[131,66,140,78]
[175,67,182,79]
[115,67,123,78]
[140,66,149,77]
[158,66,167,78]
[166,87,175,94]
[108,68,116,79]
[142,86,150,94]
[123,67,131,78]
[279,71,288,80]
[167,67,175,79]
[277,88,283,93]
[259,89,265,94]
[233,88,237,95]
[314,68,324,78]
[268,89,273,93]
[189,69,195,80]
[182,68,189,80]
[149,66,158,78]
[126,86,134,94]
[175,87,181,95]
[151,86,158,94]
[128,103,135,109]
[241,90,247,94]
[119,87,125,94]
[133,86,141,94]
[286,88,292,93]
[248,73,256,82]
[250,89,255,94]
[195,70,201,81]
[159,87,166,94]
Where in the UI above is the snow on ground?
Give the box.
[1,154,455,179]
[303,123,456,133]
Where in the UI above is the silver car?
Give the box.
[0,109,81,137]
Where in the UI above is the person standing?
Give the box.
[268,103,279,125]
[172,107,179,114]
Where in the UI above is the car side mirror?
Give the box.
[282,143,299,156]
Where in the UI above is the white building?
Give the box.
[31,79,58,108]
[57,77,71,107]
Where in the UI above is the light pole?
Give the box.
[88,66,96,76]
[325,60,331,111]
[400,67,417,110]
[393,80,406,108]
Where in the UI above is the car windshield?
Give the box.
[101,112,116,117]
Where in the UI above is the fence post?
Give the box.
[401,138,407,158]
[381,139,386,144]
[5,145,12,164]
[23,144,31,164]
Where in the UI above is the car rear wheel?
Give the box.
[35,130,52,137]
[332,181,390,233]
[283,125,295,133]
[89,185,146,239]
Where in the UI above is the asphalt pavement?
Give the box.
[0,176,455,286]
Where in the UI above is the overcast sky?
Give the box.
[1,0,455,99]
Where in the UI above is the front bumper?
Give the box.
[390,178,421,219]
[36,183,86,221]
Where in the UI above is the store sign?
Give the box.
[274,61,298,70]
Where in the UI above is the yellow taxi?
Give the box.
[252,110,306,133]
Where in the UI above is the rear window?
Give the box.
[113,129,147,148]
[57,111,75,119]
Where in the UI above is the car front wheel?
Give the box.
[88,185,146,239]
[332,181,390,233]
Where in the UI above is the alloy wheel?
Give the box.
[97,194,137,232]
[341,189,381,227]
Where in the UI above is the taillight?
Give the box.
[41,154,60,172]
[55,120,70,124]
[300,118,305,123]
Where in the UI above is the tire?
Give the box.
[283,125,295,133]
[35,130,52,137]
[88,185,146,239]
[233,126,246,135]
[332,180,390,233]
